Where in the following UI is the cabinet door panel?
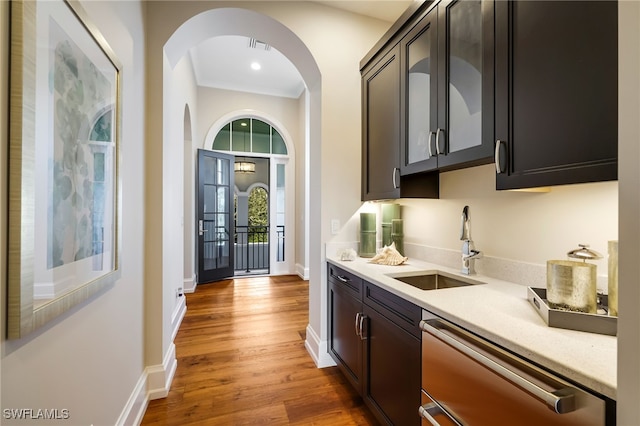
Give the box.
[362,47,401,200]
[437,0,494,170]
[329,281,363,393]
[446,0,482,153]
[364,304,421,426]
[401,9,439,174]
[496,1,617,189]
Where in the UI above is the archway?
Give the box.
[162,7,324,369]
[204,111,296,276]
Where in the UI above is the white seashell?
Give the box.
[368,242,407,266]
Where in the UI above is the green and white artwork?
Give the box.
[48,18,112,269]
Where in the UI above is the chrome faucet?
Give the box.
[460,205,482,275]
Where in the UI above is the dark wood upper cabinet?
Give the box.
[401,0,495,175]
[362,0,617,199]
[361,46,402,201]
[495,1,618,190]
[400,7,439,174]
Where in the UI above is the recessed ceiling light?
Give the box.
[251,62,261,71]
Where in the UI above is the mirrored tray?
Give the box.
[527,287,617,336]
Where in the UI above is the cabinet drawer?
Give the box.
[328,264,362,297]
[364,281,421,338]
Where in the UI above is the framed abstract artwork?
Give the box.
[8,0,122,338]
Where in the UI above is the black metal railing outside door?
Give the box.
[234,226,285,275]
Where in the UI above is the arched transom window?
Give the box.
[212,118,288,155]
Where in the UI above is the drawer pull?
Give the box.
[419,402,440,425]
[336,275,350,283]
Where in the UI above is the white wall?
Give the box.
[297,91,308,278]
[162,53,198,354]
[0,1,147,424]
[401,166,617,278]
[196,87,302,152]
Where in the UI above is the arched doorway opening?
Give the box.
[204,114,295,277]
[157,7,326,383]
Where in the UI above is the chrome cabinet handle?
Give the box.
[420,319,576,414]
[336,275,350,283]
[392,167,400,189]
[428,131,435,157]
[495,140,504,174]
[355,313,361,338]
[359,314,366,340]
[435,128,444,155]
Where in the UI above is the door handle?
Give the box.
[428,131,435,157]
[358,314,367,340]
[495,140,505,174]
[198,220,208,236]
[435,128,444,155]
[354,313,367,340]
[392,167,400,189]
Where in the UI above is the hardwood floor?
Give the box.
[141,275,377,425]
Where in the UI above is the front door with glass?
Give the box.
[196,149,234,283]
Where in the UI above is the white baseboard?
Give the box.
[295,263,309,280]
[304,324,336,368]
[183,275,196,293]
[146,343,178,400]
[117,301,183,425]
[116,371,149,426]
[171,295,187,342]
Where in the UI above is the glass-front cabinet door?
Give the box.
[437,0,494,169]
[401,8,438,174]
[401,0,494,174]
[445,0,482,153]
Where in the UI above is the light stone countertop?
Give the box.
[326,254,617,400]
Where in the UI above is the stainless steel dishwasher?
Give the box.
[419,311,608,426]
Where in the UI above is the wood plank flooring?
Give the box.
[141,275,377,425]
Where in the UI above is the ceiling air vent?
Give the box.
[248,38,271,51]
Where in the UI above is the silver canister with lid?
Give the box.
[546,244,602,313]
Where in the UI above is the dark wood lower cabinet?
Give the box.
[328,263,421,425]
[364,304,421,426]
[328,277,363,392]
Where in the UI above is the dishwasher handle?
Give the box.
[420,319,577,414]
[419,403,442,426]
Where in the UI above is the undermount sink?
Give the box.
[388,271,485,291]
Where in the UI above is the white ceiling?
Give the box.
[188,1,414,98]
